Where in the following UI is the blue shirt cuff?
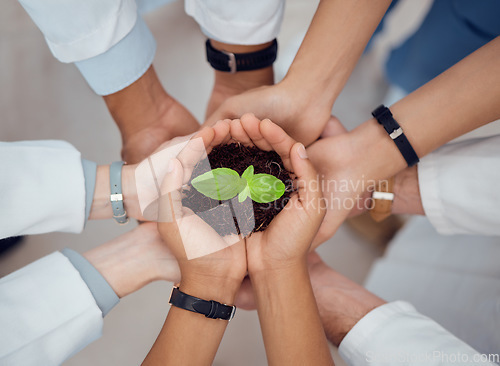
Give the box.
[81,159,97,225]
[75,16,156,96]
[61,248,119,317]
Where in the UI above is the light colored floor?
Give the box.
[0,1,390,365]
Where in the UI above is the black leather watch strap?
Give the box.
[371,105,420,167]
[169,287,236,321]
[205,39,278,73]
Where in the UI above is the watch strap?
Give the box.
[169,286,236,321]
[109,161,129,225]
[205,39,278,73]
[372,105,420,167]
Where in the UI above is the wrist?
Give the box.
[249,258,308,285]
[250,261,312,312]
[281,56,339,113]
[212,67,274,96]
[348,118,408,184]
[89,164,141,221]
[392,166,425,215]
[278,75,333,117]
[104,66,172,140]
[179,275,242,305]
[88,165,112,220]
[84,229,159,298]
[121,164,141,219]
[209,40,275,91]
[206,40,275,117]
[312,268,386,347]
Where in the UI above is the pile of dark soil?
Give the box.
[182,143,293,237]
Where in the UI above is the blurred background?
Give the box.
[0,1,429,364]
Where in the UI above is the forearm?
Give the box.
[103,66,199,163]
[351,37,500,184]
[309,261,386,347]
[83,227,169,298]
[252,264,333,365]
[142,278,239,365]
[103,66,172,141]
[391,166,424,215]
[283,0,391,110]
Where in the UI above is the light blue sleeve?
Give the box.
[75,16,156,96]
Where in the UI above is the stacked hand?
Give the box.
[205,81,333,146]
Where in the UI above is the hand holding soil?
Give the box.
[155,113,325,290]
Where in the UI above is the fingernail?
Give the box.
[297,143,308,159]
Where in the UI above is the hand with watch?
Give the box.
[142,115,333,365]
[143,120,247,365]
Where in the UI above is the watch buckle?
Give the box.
[221,50,237,73]
[228,305,236,321]
[389,127,403,140]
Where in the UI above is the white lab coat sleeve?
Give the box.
[0,252,103,366]
[339,301,497,366]
[0,140,86,238]
[17,0,138,63]
[418,135,500,236]
[185,0,285,45]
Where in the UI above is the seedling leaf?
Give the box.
[238,185,250,202]
[248,174,286,203]
[191,168,246,201]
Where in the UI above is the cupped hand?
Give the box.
[306,117,373,247]
[228,114,326,274]
[155,124,248,296]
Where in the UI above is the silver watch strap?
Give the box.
[110,161,129,225]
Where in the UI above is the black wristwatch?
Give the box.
[169,286,236,321]
[371,105,420,167]
[205,39,278,73]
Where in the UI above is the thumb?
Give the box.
[290,142,322,207]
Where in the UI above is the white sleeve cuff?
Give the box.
[0,252,103,365]
[339,301,494,366]
[19,0,138,63]
[75,16,156,95]
[0,140,86,238]
[418,135,500,236]
[339,301,415,365]
[185,0,285,45]
[417,153,450,232]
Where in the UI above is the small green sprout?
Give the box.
[191,165,285,203]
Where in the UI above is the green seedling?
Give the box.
[191,165,285,203]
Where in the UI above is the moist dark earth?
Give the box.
[182,143,294,237]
